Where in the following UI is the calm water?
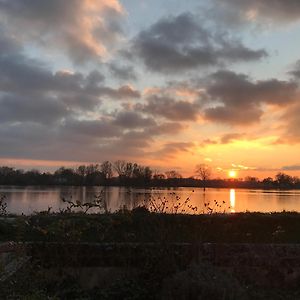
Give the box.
[1,186,300,215]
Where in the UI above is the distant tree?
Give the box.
[144,166,153,182]
[85,164,103,185]
[153,170,166,180]
[100,161,113,180]
[275,172,293,188]
[165,170,182,179]
[262,177,274,187]
[86,164,100,175]
[113,160,127,178]
[245,176,259,182]
[153,173,166,180]
[262,177,273,184]
[125,162,134,178]
[76,165,87,184]
[76,165,87,177]
[54,167,77,185]
[293,176,300,187]
[195,164,211,191]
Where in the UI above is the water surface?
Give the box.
[1,186,300,215]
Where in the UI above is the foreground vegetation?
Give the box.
[1,210,300,299]
[1,210,300,244]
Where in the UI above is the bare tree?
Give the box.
[195,164,211,191]
[100,161,113,179]
[113,160,127,177]
[165,170,182,179]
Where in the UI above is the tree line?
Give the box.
[0,162,300,189]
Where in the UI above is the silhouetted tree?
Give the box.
[76,165,87,184]
[262,177,274,188]
[100,161,113,181]
[195,164,211,191]
[165,170,182,179]
[114,160,127,178]
[275,172,293,188]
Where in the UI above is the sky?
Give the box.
[1,0,300,178]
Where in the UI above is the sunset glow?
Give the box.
[228,170,237,178]
[0,0,299,179]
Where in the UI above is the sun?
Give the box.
[228,170,237,178]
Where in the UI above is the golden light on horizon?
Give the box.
[228,170,237,178]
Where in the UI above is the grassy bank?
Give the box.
[1,211,300,299]
[1,210,300,244]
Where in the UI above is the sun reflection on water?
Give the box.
[230,189,236,213]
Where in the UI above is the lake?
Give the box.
[1,186,300,215]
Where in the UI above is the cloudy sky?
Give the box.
[1,0,300,178]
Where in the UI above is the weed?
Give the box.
[0,194,7,216]
[61,190,108,214]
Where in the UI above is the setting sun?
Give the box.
[228,170,237,178]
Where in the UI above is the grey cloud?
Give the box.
[0,106,189,162]
[0,119,136,162]
[113,111,156,128]
[146,122,186,136]
[109,63,137,81]
[0,93,68,124]
[204,105,263,125]
[289,60,300,79]
[204,70,298,125]
[86,71,105,86]
[0,33,142,118]
[0,29,20,55]
[0,0,125,64]
[137,95,201,121]
[133,12,267,73]
[277,102,300,144]
[97,85,141,99]
[63,119,121,139]
[113,131,152,149]
[282,165,300,171]
[154,142,194,159]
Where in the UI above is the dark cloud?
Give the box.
[108,63,137,81]
[0,28,156,163]
[136,95,201,121]
[204,105,263,125]
[63,119,121,138]
[0,119,143,162]
[133,12,267,73]
[0,29,20,55]
[204,70,298,125]
[146,122,186,136]
[0,29,142,120]
[0,94,68,124]
[289,60,300,79]
[277,102,300,144]
[113,111,156,128]
[282,165,300,171]
[97,85,141,99]
[154,142,195,159]
[0,0,125,64]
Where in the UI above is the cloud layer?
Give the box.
[132,13,267,73]
[0,0,125,64]
[0,1,300,174]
